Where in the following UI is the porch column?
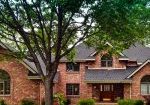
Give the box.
[124,83,131,99]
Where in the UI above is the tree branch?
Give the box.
[2,0,45,78]
[22,0,46,65]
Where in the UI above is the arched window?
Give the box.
[0,70,10,95]
[141,75,150,95]
[101,54,113,67]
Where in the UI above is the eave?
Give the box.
[84,80,132,83]
[127,59,150,78]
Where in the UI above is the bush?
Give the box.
[21,99,36,105]
[118,99,144,105]
[53,93,66,105]
[0,99,7,105]
[134,100,144,105]
[118,99,135,105]
[77,99,95,105]
[41,93,66,105]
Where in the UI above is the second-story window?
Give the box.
[101,54,113,67]
[66,62,80,72]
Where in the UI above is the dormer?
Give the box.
[101,54,113,67]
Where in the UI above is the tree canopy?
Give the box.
[85,0,150,52]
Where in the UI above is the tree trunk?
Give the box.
[44,77,53,105]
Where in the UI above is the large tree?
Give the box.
[85,0,150,51]
[0,0,149,105]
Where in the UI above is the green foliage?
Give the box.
[118,99,135,105]
[77,99,95,105]
[21,99,36,105]
[86,0,150,53]
[65,48,76,62]
[0,1,150,105]
[41,93,67,105]
[134,100,144,105]
[0,99,7,105]
[53,93,66,105]
[118,99,144,105]
[0,0,95,58]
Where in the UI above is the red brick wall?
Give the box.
[1,48,148,105]
[124,84,131,99]
[123,63,150,101]
[127,61,138,66]
[57,62,92,105]
[56,53,127,104]
[88,53,126,69]
[131,62,150,100]
[0,58,40,105]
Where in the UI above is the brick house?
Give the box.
[0,43,150,105]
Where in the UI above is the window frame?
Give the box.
[141,75,150,95]
[66,83,80,96]
[66,62,80,72]
[141,82,150,95]
[0,70,11,96]
[101,55,113,67]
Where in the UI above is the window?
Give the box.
[66,62,80,72]
[0,70,10,95]
[103,84,113,92]
[66,84,79,95]
[101,54,113,67]
[141,75,150,95]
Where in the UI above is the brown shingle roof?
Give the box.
[123,44,150,63]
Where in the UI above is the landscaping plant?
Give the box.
[21,99,36,105]
[0,99,7,105]
[118,99,144,105]
[53,93,66,105]
[77,99,95,105]
[134,100,144,105]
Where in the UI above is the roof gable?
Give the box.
[127,59,150,78]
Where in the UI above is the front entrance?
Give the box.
[92,84,124,102]
[100,84,114,102]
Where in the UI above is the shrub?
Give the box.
[118,99,135,105]
[134,100,144,105]
[21,99,36,105]
[41,93,66,105]
[53,93,66,105]
[77,99,95,105]
[0,99,7,105]
[118,99,144,105]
